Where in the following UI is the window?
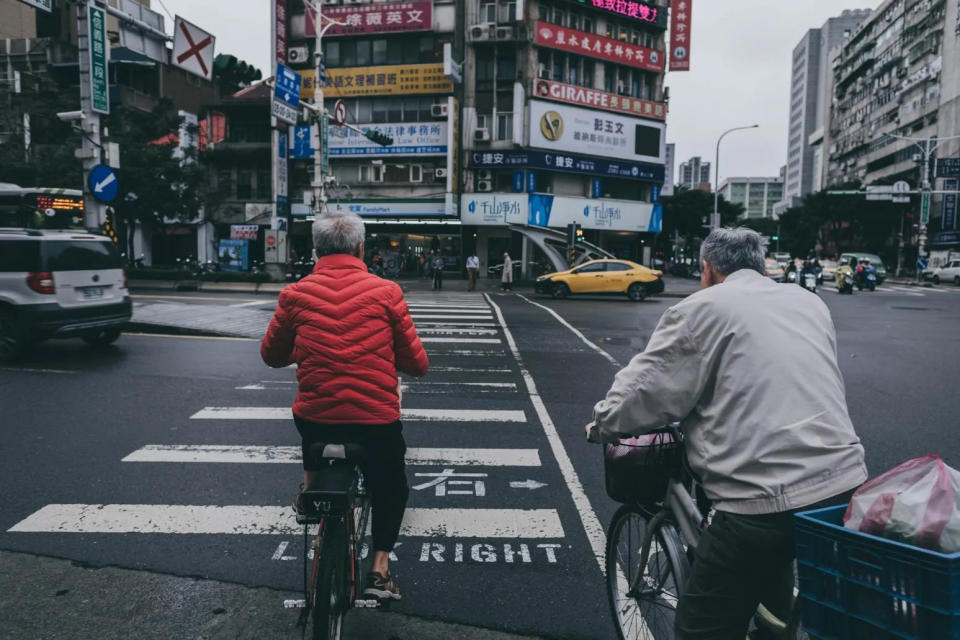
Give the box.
[325,41,340,67]
[372,39,387,65]
[385,164,408,182]
[574,262,606,274]
[419,36,433,61]
[496,112,513,140]
[372,98,388,123]
[410,165,423,183]
[402,97,419,122]
[477,113,490,130]
[607,262,632,272]
[218,170,234,198]
[256,169,271,200]
[552,7,564,25]
[553,54,564,81]
[634,124,661,157]
[499,1,516,23]
[359,165,384,182]
[582,60,595,88]
[0,240,40,271]
[569,12,580,31]
[538,4,550,21]
[480,1,496,23]
[497,54,516,81]
[43,241,121,271]
[604,64,615,92]
[568,61,578,85]
[340,40,356,67]
[388,99,402,121]
[237,169,253,199]
[356,100,372,123]
[387,39,403,63]
[402,38,419,63]
[477,55,494,82]
[582,16,593,34]
[356,40,371,66]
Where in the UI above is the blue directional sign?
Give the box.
[290,125,313,159]
[88,165,118,204]
[274,62,301,108]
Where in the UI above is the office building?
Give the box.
[678,155,710,190]
[719,176,784,219]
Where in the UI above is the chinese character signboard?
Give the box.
[20,0,52,12]
[584,0,668,29]
[273,0,287,63]
[307,1,432,37]
[230,225,259,240]
[528,100,666,164]
[943,179,958,231]
[461,195,528,226]
[470,150,665,183]
[460,194,660,232]
[301,64,453,99]
[329,122,447,157]
[534,79,666,121]
[669,0,692,71]
[534,22,664,72]
[937,158,960,178]
[328,200,451,217]
[88,5,109,114]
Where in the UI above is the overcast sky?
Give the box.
[157,0,878,185]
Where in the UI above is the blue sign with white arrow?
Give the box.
[274,62,301,109]
[290,125,313,159]
[88,165,118,204]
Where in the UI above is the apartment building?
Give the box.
[719,176,784,219]
[677,155,710,190]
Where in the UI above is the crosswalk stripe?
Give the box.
[190,407,526,422]
[425,349,504,356]
[7,505,563,538]
[427,366,511,373]
[414,322,498,327]
[412,316,494,321]
[401,381,517,393]
[421,337,501,344]
[122,445,541,467]
[418,328,498,335]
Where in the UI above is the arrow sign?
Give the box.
[510,480,547,490]
[88,165,119,204]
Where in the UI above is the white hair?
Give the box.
[312,212,365,257]
[700,227,766,276]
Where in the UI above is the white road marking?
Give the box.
[425,349,503,356]
[401,381,517,393]
[514,293,623,368]
[229,300,270,308]
[235,381,298,390]
[884,286,924,297]
[486,294,609,575]
[418,328,498,335]
[414,322,498,327]
[421,337,501,344]
[131,294,265,303]
[427,366,511,373]
[412,315,494,320]
[0,367,78,374]
[123,333,256,342]
[8,505,563,538]
[189,407,526,422]
[122,445,541,467]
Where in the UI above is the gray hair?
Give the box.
[312,212,365,257]
[700,227,766,276]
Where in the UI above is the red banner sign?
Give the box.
[307,2,432,37]
[669,0,692,71]
[534,22,664,72]
[533,79,666,121]
[273,0,286,63]
[586,0,665,28]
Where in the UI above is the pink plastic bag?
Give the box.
[844,455,960,552]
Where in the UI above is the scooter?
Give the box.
[855,267,877,291]
[835,265,855,294]
[800,271,818,293]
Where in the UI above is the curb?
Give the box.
[124,321,249,339]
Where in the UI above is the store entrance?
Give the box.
[364,230,461,279]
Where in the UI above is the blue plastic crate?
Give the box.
[795,505,960,640]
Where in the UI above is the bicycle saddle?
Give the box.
[309,442,367,467]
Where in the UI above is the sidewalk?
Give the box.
[0,551,547,640]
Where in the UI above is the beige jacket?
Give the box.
[593,269,867,515]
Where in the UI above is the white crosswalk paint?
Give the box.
[411,315,494,320]
[415,321,498,326]
[427,366,511,373]
[421,337,501,344]
[425,349,503,356]
[8,505,563,538]
[417,328,498,335]
[401,381,517,393]
[122,445,541,467]
[236,381,298,390]
[190,407,526,422]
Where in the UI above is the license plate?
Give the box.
[81,286,104,299]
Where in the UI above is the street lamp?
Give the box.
[713,124,759,230]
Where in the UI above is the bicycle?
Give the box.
[295,442,380,640]
[590,425,800,640]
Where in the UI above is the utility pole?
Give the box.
[712,124,758,231]
[77,0,107,232]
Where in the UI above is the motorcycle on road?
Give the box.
[835,265,855,294]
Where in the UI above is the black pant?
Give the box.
[294,417,409,552]
[675,489,857,640]
[433,269,443,289]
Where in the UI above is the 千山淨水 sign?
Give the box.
[89,5,109,114]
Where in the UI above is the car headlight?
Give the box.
[537,276,551,282]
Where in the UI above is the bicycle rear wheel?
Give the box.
[606,504,688,640]
[310,519,347,640]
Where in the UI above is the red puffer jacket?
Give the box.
[260,254,428,424]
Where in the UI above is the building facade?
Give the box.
[677,155,710,190]
[719,176,784,219]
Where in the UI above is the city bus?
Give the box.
[0,183,85,229]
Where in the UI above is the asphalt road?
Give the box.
[2,282,959,639]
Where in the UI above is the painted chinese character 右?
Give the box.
[412,469,487,497]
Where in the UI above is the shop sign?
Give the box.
[230,225,259,240]
[446,97,459,194]
[470,150,665,182]
[669,0,692,71]
[307,2,432,37]
[301,64,453,99]
[461,194,527,226]
[529,194,660,232]
[329,122,447,157]
[219,239,250,272]
[534,21,664,72]
[932,231,960,246]
[533,79,666,120]
[580,0,667,29]
[936,158,960,178]
[942,179,959,231]
[528,100,665,164]
[273,0,286,63]
[329,200,452,217]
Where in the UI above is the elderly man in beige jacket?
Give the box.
[591,227,867,639]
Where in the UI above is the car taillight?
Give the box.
[27,271,56,294]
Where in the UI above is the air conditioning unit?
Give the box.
[912,153,923,162]
[477,169,493,180]
[477,180,494,192]
[469,23,494,41]
[344,0,364,4]
[435,168,448,178]
[495,26,515,40]
[287,46,309,65]
[474,127,491,142]
[431,103,449,118]
[322,0,338,5]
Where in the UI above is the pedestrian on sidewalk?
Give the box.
[466,253,480,291]
[501,252,513,291]
[418,253,426,279]
[432,253,445,290]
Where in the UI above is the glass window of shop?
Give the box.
[326,35,441,68]
[364,232,461,277]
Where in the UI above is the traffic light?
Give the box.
[772,235,779,241]
[213,54,262,91]
[102,208,118,244]
[364,129,394,146]
[575,224,584,243]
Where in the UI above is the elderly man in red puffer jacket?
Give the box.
[261,211,428,602]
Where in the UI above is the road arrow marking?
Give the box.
[510,480,547,490]
[94,173,116,193]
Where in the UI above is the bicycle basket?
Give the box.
[603,430,682,505]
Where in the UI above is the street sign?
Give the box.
[943,179,959,231]
[272,100,298,125]
[893,181,910,194]
[18,0,52,12]
[333,100,347,126]
[88,165,119,204]
[917,257,928,272]
[274,63,302,108]
[921,192,931,225]
[88,5,109,114]
[173,17,215,81]
[936,158,960,179]
[892,196,911,204]
[290,125,313,159]
[321,116,329,172]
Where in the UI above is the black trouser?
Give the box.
[433,269,443,289]
[294,417,409,552]
[675,488,858,640]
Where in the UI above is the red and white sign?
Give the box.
[333,100,347,126]
[172,17,215,81]
[274,0,287,63]
[307,1,432,38]
[230,225,259,240]
[586,0,663,26]
[534,79,667,121]
[534,22,664,72]
[669,0,693,72]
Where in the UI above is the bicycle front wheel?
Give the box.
[606,504,689,640]
[310,520,347,640]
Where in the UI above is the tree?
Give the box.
[656,186,745,259]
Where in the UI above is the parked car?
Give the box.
[765,259,785,282]
[928,259,960,285]
[0,228,132,361]
[535,259,664,301]
[839,253,887,284]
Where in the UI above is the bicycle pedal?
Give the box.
[353,599,381,609]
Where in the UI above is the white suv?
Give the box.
[0,229,132,361]
[930,259,960,286]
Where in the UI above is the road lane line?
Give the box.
[401,381,517,393]
[414,322,498,327]
[131,294,266,302]
[229,300,271,308]
[190,407,526,422]
[8,505,562,538]
[514,293,623,368]
[235,381,298,390]
[427,366,511,373]
[421,337,501,344]
[411,315,494,320]
[122,445,541,467]
[485,294,608,575]
[418,328,498,335]
[0,367,78,374]
[122,333,256,342]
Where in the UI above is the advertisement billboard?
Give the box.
[579,0,668,29]
[534,21,664,72]
[669,0,692,71]
[306,2,432,37]
[329,122,447,157]
[528,100,665,165]
[459,194,661,232]
[329,200,452,217]
[470,150,665,182]
[218,239,249,271]
[461,194,528,226]
[533,79,666,120]
[301,64,453,99]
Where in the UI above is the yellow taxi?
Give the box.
[535,259,664,301]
